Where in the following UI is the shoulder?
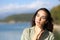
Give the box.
[48,31,54,36]
[48,31,54,40]
[45,29,54,36]
[21,27,34,40]
[23,27,34,33]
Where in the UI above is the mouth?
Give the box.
[36,21,40,24]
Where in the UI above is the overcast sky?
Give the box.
[0,0,60,18]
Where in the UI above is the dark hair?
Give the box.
[31,8,53,32]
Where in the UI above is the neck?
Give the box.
[35,25,44,31]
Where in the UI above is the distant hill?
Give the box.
[4,13,34,22]
[0,5,60,24]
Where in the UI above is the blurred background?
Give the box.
[0,0,60,40]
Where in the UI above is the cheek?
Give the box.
[35,17,38,24]
[35,17,39,21]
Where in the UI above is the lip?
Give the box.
[36,21,40,23]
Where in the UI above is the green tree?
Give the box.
[50,5,60,24]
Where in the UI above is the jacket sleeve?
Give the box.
[21,28,29,40]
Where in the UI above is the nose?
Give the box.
[39,17,41,21]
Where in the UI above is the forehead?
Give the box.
[37,10,47,16]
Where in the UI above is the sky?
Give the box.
[0,0,60,19]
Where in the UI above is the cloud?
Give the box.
[0,0,53,13]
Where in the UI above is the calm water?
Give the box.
[0,22,31,40]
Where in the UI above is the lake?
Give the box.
[0,22,31,40]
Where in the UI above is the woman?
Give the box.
[21,8,54,40]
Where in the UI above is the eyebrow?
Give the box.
[41,16,47,18]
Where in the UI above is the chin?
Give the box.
[36,24,41,26]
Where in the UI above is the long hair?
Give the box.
[31,8,53,32]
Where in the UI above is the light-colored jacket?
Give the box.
[21,27,54,40]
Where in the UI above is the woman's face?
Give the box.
[35,10,47,27]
